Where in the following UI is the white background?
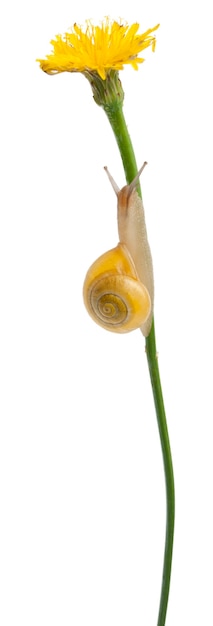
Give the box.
[1,0,213,624]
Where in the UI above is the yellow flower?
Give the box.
[37,18,160,80]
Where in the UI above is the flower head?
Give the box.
[37,18,160,80]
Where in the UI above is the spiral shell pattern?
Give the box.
[83,245,151,333]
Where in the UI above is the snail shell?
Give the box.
[83,243,151,333]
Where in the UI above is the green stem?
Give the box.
[145,319,175,626]
[103,101,175,626]
[103,102,139,186]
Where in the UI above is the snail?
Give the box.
[83,163,154,336]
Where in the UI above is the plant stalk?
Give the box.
[103,101,175,626]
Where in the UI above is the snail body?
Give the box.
[83,164,154,336]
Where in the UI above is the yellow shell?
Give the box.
[83,243,151,333]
